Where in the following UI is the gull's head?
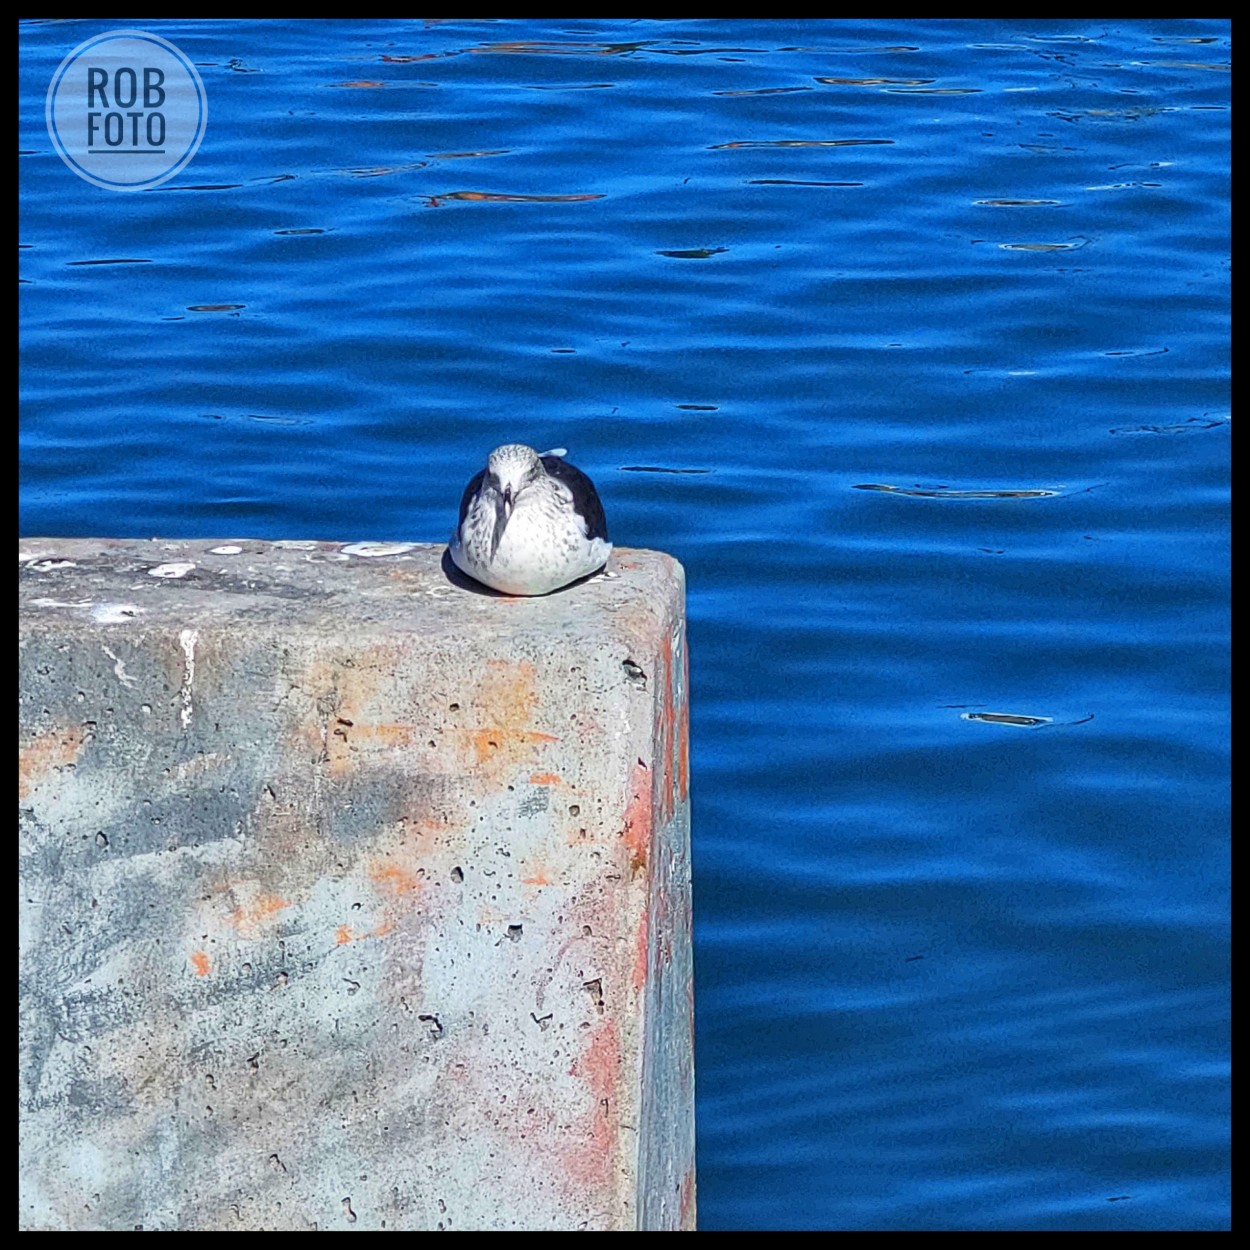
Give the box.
[486,444,545,511]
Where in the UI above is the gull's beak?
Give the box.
[490,483,512,560]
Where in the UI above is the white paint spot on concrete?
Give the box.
[31,598,92,609]
[101,645,138,688]
[273,540,319,550]
[341,542,416,558]
[92,603,142,624]
[179,629,199,729]
[149,562,196,579]
[210,545,244,555]
[30,559,79,572]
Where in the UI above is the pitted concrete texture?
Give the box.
[19,538,694,1231]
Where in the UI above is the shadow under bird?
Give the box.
[449,443,611,595]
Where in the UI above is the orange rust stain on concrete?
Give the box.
[622,758,652,877]
[324,722,417,776]
[227,893,291,935]
[190,950,211,977]
[469,727,558,765]
[658,630,676,827]
[578,1017,620,1100]
[632,901,650,992]
[481,658,537,720]
[412,815,454,837]
[529,772,563,786]
[456,660,562,775]
[18,726,86,799]
[679,1165,697,1229]
[291,644,415,776]
[679,633,690,801]
[337,918,397,944]
[369,860,423,897]
[350,723,416,747]
[521,866,553,888]
[564,1018,623,1191]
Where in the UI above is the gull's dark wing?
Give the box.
[457,469,486,529]
[542,456,609,542]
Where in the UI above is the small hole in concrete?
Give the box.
[506,924,523,942]
[622,658,647,689]
[450,866,464,883]
[584,979,604,1012]
[569,804,580,816]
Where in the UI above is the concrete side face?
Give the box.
[637,613,696,1230]
[18,539,694,1231]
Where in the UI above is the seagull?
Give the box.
[449,444,612,595]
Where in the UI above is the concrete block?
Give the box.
[19,538,694,1231]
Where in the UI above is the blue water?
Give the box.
[19,18,1230,1231]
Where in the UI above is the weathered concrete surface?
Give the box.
[19,538,694,1231]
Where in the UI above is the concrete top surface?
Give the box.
[19,538,685,643]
